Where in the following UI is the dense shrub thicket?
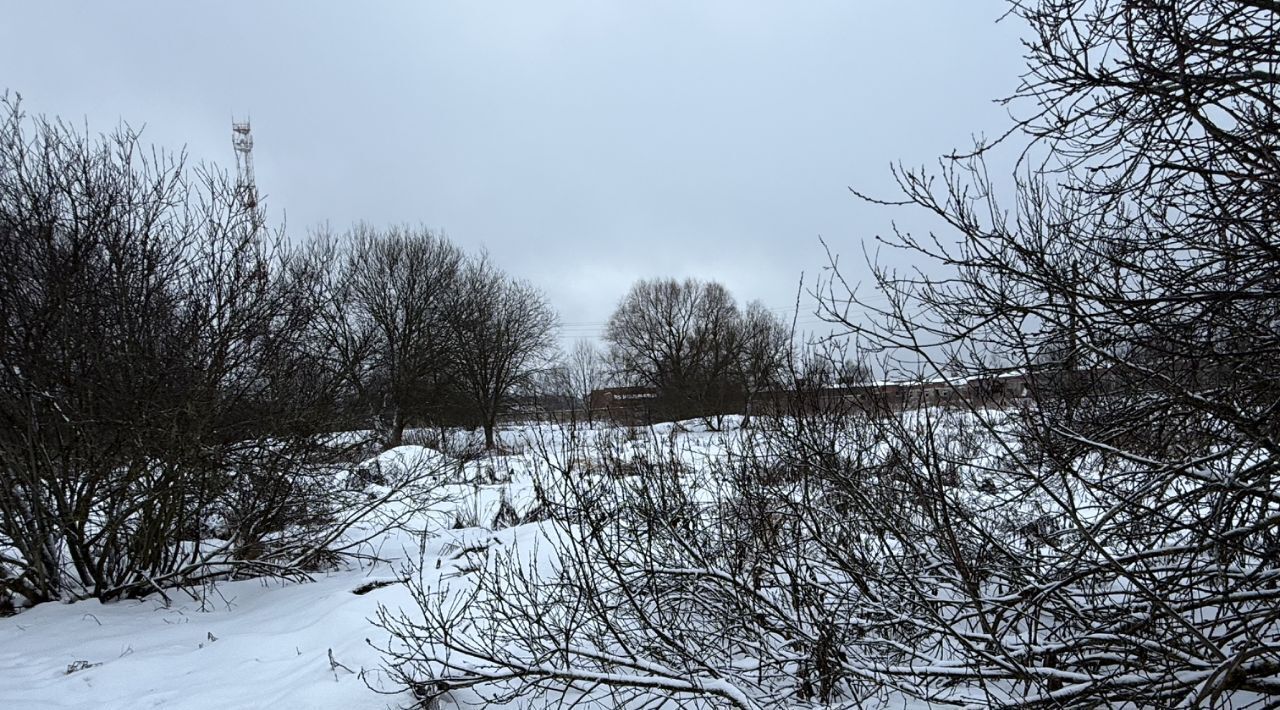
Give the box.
[373,0,1280,707]
[0,94,554,607]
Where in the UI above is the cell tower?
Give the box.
[231,119,258,210]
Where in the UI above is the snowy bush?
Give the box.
[0,98,438,607]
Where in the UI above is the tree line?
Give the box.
[0,93,567,604]
[554,278,795,425]
[0,92,794,607]
[300,224,558,449]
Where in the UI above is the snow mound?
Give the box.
[354,445,457,485]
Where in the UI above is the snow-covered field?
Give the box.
[0,411,1098,709]
[0,422,737,710]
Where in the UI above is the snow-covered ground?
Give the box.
[0,421,737,709]
[5,412,1268,707]
[0,524,567,709]
[2,557,414,708]
[4,414,1021,709]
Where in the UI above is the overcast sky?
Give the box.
[2,1,1025,346]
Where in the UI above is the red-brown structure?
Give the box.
[589,372,1033,424]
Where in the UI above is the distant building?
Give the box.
[587,372,1034,424]
[588,386,659,424]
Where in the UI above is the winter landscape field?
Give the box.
[0,417,939,709]
[3,0,1278,707]
[0,414,1037,709]
[0,425,561,710]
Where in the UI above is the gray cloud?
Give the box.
[1,0,1025,345]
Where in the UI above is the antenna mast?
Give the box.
[231,119,258,210]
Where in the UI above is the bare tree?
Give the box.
[0,94,373,606]
[305,224,464,447]
[447,254,558,449]
[566,338,605,423]
[735,300,792,426]
[812,0,1280,704]
[604,278,746,424]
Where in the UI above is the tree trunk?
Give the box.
[483,419,496,450]
[387,416,406,448]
